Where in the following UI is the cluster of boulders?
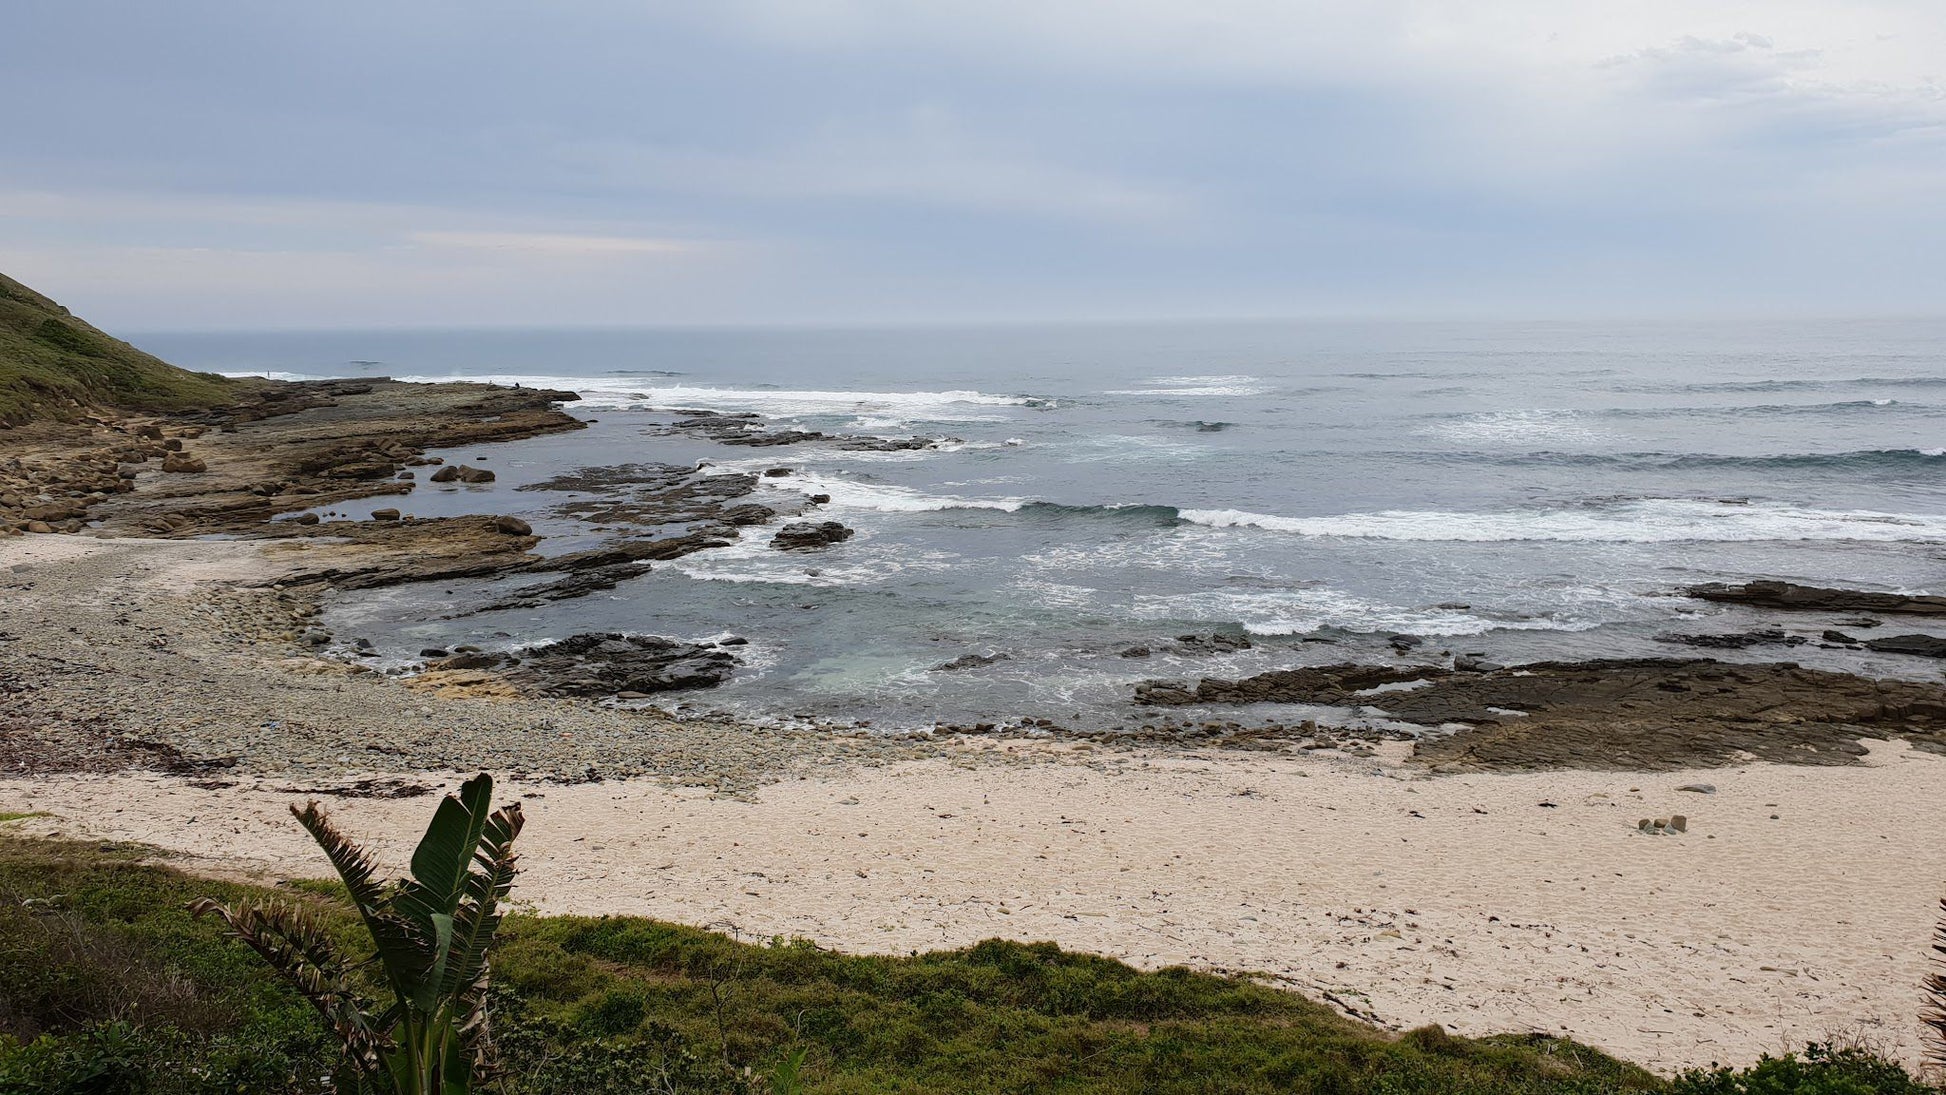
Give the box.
[416,632,740,698]
[0,419,193,534]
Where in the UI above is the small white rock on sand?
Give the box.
[7,737,1943,1075]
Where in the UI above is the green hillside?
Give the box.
[0,271,236,426]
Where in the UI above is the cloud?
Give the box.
[2,1,1944,324]
[406,230,702,255]
[553,105,1185,227]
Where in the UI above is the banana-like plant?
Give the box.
[190,773,524,1094]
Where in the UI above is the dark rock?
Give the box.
[1119,646,1153,658]
[466,562,653,613]
[1656,628,1805,649]
[1137,657,1946,771]
[772,520,855,551]
[1173,633,1253,653]
[419,648,450,658]
[1822,630,1859,645]
[491,515,532,536]
[370,508,401,521]
[1863,634,1946,658]
[430,652,508,671]
[454,465,496,484]
[501,632,738,696]
[1687,580,1946,616]
[429,465,461,483]
[764,467,793,477]
[294,512,321,525]
[809,493,832,504]
[933,652,1011,672]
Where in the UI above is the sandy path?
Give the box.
[7,740,1943,1074]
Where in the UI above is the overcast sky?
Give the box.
[3,1,1943,329]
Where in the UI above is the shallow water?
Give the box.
[145,317,1946,730]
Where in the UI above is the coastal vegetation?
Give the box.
[188,774,524,1094]
[0,272,235,426]
[0,820,1932,1093]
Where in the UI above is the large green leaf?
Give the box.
[441,803,524,1000]
[406,774,494,917]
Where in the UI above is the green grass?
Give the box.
[0,272,237,425]
[0,836,1930,1094]
[0,813,48,824]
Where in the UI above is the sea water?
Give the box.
[143,318,1946,731]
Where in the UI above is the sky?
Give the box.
[2,1,1943,329]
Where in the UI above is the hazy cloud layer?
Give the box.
[2,0,1941,327]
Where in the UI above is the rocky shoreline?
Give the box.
[6,376,1946,784]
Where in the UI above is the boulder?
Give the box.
[492,515,533,536]
[370,508,402,521]
[454,465,496,484]
[428,465,460,483]
[771,520,855,551]
[933,652,1011,672]
[160,454,207,474]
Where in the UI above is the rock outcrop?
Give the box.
[422,632,738,697]
[1687,580,1946,615]
[1135,657,1946,770]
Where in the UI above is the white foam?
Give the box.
[1132,588,1587,637]
[218,370,318,382]
[1179,499,1946,543]
[1422,409,1602,446]
[1106,384,1269,397]
[775,470,1026,514]
[388,374,1038,417]
[1106,373,1268,397]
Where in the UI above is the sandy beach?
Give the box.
[7,740,1944,1074]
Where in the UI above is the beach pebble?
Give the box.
[1669,815,1687,832]
[1676,783,1716,794]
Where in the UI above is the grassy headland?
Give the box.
[0,836,1931,1094]
[0,272,237,426]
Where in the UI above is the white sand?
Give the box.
[7,739,1943,1074]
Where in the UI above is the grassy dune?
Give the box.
[0,836,1929,1093]
[0,272,235,426]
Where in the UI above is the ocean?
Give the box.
[139,318,1946,732]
